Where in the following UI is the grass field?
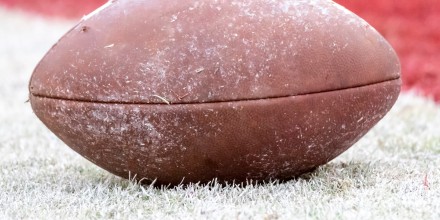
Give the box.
[1,7,439,219]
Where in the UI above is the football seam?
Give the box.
[29,76,400,105]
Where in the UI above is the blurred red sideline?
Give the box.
[0,0,106,18]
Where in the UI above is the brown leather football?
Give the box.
[29,0,401,185]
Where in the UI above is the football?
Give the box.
[29,0,401,185]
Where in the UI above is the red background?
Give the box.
[0,0,106,18]
[335,0,440,102]
[1,0,439,102]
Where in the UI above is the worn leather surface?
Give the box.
[31,80,400,185]
[29,0,400,104]
[29,0,402,184]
